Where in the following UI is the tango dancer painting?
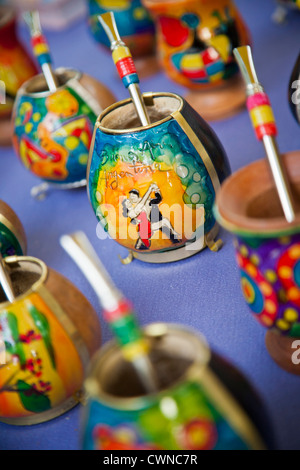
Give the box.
[123,183,181,250]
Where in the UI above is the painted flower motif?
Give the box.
[46,90,79,118]
[20,356,43,378]
[19,330,42,344]
[182,418,218,450]
[33,380,52,394]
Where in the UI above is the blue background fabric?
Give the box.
[0,0,299,450]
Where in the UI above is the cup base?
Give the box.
[185,75,246,122]
[31,179,87,200]
[122,225,221,264]
[265,330,300,375]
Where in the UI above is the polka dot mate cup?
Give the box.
[87,92,231,263]
[0,255,101,425]
[215,151,300,374]
[81,323,273,450]
[12,67,115,198]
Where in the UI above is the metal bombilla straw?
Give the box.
[234,46,296,223]
[23,10,59,93]
[60,232,158,394]
[98,12,151,127]
[0,254,15,303]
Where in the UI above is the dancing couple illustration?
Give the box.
[123,183,182,250]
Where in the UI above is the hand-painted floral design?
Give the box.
[0,293,84,421]
[0,308,54,413]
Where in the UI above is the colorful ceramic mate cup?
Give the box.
[0,255,101,425]
[87,92,231,263]
[0,6,37,146]
[12,67,115,198]
[289,52,300,126]
[215,150,300,374]
[141,0,250,120]
[88,0,155,59]
[81,323,273,450]
[0,200,27,258]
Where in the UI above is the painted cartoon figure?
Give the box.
[142,0,250,89]
[123,183,181,250]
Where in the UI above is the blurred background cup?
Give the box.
[12,67,115,198]
[82,323,273,450]
[142,0,251,121]
[9,0,87,30]
[87,0,159,77]
[0,5,37,146]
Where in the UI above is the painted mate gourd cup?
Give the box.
[215,151,300,374]
[0,255,101,425]
[0,6,37,146]
[87,92,231,263]
[141,0,250,120]
[0,200,27,258]
[87,0,155,59]
[82,323,273,450]
[12,67,115,191]
[289,52,300,126]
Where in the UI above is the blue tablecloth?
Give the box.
[0,0,299,450]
